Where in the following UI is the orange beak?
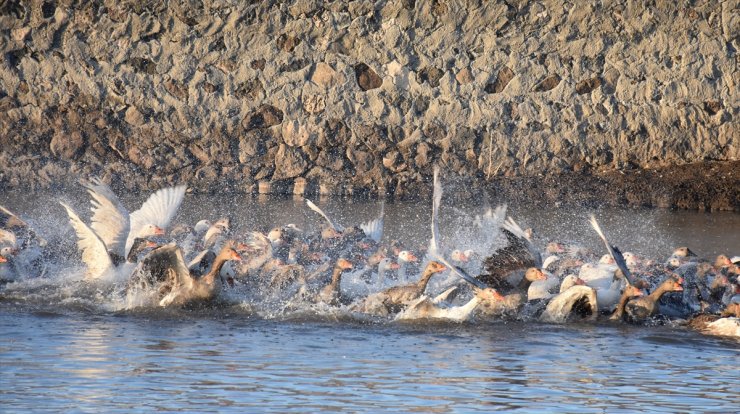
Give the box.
[0,256,7,263]
[390,263,400,270]
[575,278,585,285]
[407,253,419,262]
[153,226,165,236]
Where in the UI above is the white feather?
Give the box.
[126,185,187,255]
[360,202,384,243]
[306,199,344,232]
[60,202,113,281]
[430,166,442,256]
[84,178,130,258]
[589,215,633,284]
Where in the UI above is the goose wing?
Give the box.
[429,166,442,256]
[84,178,130,258]
[360,202,384,243]
[60,202,112,280]
[306,199,344,232]
[138,243,192,288]
[479,217,541,289]
[0,205,27,229]
[502,217,542,268]
[589,215,635,285]
[127,185,187,254]
[434,254,488,289]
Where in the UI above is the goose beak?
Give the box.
[0,256,7,263]
[153,226,165,236]
[407,253,419,262]
[575,277,586,285]
[390,263,400,270]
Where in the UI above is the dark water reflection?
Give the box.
[1,191,738,260]
[1,310,738,412]
[1,191,739,411]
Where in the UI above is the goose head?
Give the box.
[524,268,547,282]
[721,302,740,318]
[424,261,447,275]
[321,227,342,240]
[546,241,567,254]
[0,246,17,257]
[214,217,230,232]
[451,249,470,263]
[559,275,586,292]
[665,255,683,269]
[623,252,640,268]
[715,255,732,269]
[398,250,419,264]
[672,246,696,258]
[335,258,354,271]
[662,275,684,292]
[599,254,615,265]
[378,257,400,272]
[623,283,645,299]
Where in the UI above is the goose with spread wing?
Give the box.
[479,216,546,295]
[61,201,159,282]
[61,179,186,281]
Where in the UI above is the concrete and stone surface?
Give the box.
[0,1,737,209]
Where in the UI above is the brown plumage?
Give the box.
[625,275,684,322]
[610,284,645,321]
[317,258,353,306]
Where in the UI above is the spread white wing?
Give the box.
[126,185,187,254]
[306,199,344,232]
[430,166,442,256]
[60,202,112,280]
[360,202,384,243]
[84,178,130,258]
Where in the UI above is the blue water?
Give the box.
[1,307,738,412]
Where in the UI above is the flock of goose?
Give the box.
[1,168,739,338]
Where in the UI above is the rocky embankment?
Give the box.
[0,1,737,209]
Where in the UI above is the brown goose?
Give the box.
[378,261,447,310]
[316,258,354,306]
[130,242,242,307]
[355,261,447,315]
[609,284,645,321]
[624,275,684,323]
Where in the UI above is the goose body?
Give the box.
[625,276,684,323]
[540,276,598,323]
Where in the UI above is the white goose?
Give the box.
[61,179,186,282]
[540,275,598,323]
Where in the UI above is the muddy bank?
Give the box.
[0,1,737,209]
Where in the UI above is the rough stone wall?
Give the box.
[0,0,737,200]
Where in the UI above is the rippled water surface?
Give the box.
[1,309,738,412]
[1,192,739,411]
